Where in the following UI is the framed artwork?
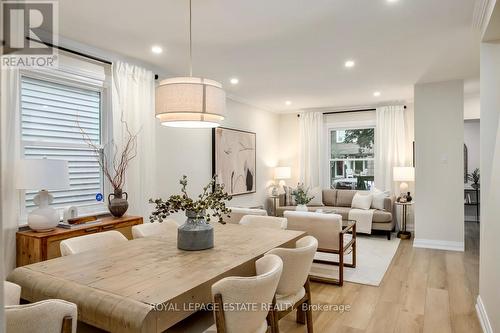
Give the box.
[212,127,256,196]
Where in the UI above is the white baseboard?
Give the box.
[412,238,464,251]
[476,295,493,333]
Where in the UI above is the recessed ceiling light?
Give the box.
[151,45,163,54]
[285,101,292,106]
[230,78,239,85]
[387,0,399,3]
[344,60,355,68]
[373,91,381,97]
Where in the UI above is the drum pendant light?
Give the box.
[155,0,226,128]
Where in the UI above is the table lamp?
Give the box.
[393,166,415,200]
[272,167,291,196]
[17,159,70,232]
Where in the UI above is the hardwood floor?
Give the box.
[280,222,481,333]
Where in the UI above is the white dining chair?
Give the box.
[205,254,283,333]
[266,236,318,332]
[132,219,178,239]
[59,230,128,256]
[4,281,77,333]
[239,215,287,230]
[225,207,268,224]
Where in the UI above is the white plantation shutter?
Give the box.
[21,75,105,212]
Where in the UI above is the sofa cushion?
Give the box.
[322,189,337,206]
[336,190,357,207]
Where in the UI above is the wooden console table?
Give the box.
[16,215,143,267]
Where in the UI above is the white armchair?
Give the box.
[132,219,178,239]
[4,281,77,333]
[266,236,318,332]
[206,254,283,333]
[225,207,268,224]
[284,211,356,286]
[239,215,287,230]
[60,230,128,256]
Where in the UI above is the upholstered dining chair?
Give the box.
[239,215,287,230]
[266,236,318,333]
[4,281,77,333]
[204,254,283,333]
[284,211,356,286]
[60,230,128,256]
[225,207,268,224]
[132,219,178,239]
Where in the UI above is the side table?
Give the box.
[395,201,414,239]
[270,196,280,216]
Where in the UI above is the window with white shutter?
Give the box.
[21,75,106,215]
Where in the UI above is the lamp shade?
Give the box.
[393,167,415,182]
[16,159,70,190]
[275,167,291,180]
[155,77,226,128]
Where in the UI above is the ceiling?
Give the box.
[58,0,481,112]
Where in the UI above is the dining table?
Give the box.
[7,222,305,333]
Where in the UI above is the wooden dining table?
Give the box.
[7,223,305,333]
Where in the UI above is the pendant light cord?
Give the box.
[189,0,193,77]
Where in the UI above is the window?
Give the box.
[21,75,105,215]
[329,127,375,190]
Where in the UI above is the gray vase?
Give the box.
[108,188,129,217]
[177,210,214,251]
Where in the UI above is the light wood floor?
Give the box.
[280,222,481,333]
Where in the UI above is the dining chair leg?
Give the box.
[304,278,314,333]
[61,316,72,333]
[214,294,227,333]
[269,296,279,333]
[339,234,344,287]
[296,302,306,324]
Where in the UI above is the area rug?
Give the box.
[310,234,400,286]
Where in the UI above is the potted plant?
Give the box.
[80,121,138,218]
[467,168,480,189]
[149,175,232,251]
[292,183,314,212]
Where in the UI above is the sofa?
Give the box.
[276,189,395,239]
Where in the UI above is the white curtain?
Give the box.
[112,61,156,218]
[299,112,324,187]
[374,105,407,193]
[1,68,21,275]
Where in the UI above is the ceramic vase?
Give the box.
[108,188,129,217]
[177,210,214,251]
[296,204,308,212]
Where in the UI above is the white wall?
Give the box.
[478,40,500,333]
[413,80,464,251]
[155,99,280,222]
[278,113,300,185]
[464,94,480,120]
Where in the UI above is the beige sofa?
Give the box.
[277,189,395,239]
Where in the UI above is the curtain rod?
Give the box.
[297,105,407,117]
[25,37,159,80]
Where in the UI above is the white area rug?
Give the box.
[310,234,400,286]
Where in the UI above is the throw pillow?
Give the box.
[351,192,373,210]
[308,187,324,206]
[370,188,390,210]
[283,185,296,206]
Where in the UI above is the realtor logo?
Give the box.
[2,0,58,68]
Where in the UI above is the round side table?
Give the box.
[395,201,414,239]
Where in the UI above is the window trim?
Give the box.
[18,70,111,226]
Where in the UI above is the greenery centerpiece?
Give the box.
[467,168,480,189]
[292,183,315,211]
[149,175,232,250]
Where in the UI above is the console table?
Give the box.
[16,215,143,267]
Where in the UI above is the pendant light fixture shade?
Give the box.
[156,77,226,128]
[155,0,226,128]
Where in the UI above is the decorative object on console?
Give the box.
[155,0,226,128]
[79,120,137,218]
[467,168,480,189]
[62,206,78,223]
[272,166,291,196]
[212,127,256,196]
[393,166,415,202]
[16,159,70,232]
[149,175,232,251]
[292,183,315,211]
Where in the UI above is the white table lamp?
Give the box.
[17,159,70,232]
[272,167,291,196]
[393,166,415,194]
